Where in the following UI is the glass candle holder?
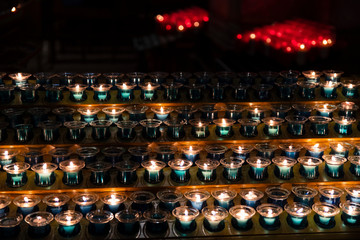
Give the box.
[239,71,257,84]
[224,105,244,121]
[230,205,256,231]
[91,84,112,101]
[87,162,112,186]
[312,202,340,229]
[90,120,112,141]
[220,157,244,182]
[58,72,75,86]
[103,72,124,89]
[303,70,322,83]
[0,214,23,238]
[247,157,271,180]
[208,82,228,100]
[3,108,24,128]
[53,107,75,124]
[72,193,98,215]
[140,119,162,139]
[216,71,236,84]
[239,189,264,208]
[0,149,17,168]
[64,121,87,141]
[115,209,141,236]
[48,147,72,165]
[43,194,70,215]
[78,107,100,124]
[168,159,192,183]
[315,104,337,118]
[233,83,250,100]
[76,146,99,165]
[293,104,314,118]
[195,159,220,182]
[202,206,228,232]
[28,107,50,127]
[303,143,328,158]
[323,70,343,82]
[67,84,87,102]
[86,210,113,236]
[323,155,347,178]
[341,79,359,98]
[31,163,57,187]
[238,119,260,137]
[14,124,33,142]
[116,82,136,101]
[309,116,332,135]
[0,85,15,103]
[329,142,353,158]
[0,195,10,217]
[3,162,30,188]
[115,161,139,185]
[181,145,202,163]
[257,204,283,230]
[292,186,318,207]
[319,186,344,206]
[333,116,356,135]
[38,121,61,142]
[128,146,150,164]
[188,119,210,138]
[59,160,85,186]
[9,72,31,87]
[127,72,146,85]
[102,146,125,166]
[280,69,300,83]
[143,208,169,235]
[13,195,41,216]
[285,203,311,229]
[19,83,40,103]
[253,84,273,100]
[81,72,101,88]
[213,118,236,138]
[259,71,278,84]
[247,106,267,121]
[262,117,284,137]
[272,157,297,180]
[151,106,173,121]
[320,81,340,99]
[266,186,291,207]
[162,82,183,101]
[130,191,156,213]
[338,102,359,118]
[341,202,360,226]
[205,144,228,161]
[101,193,127,214]
[270,104,291,119]
[149,71,168,85]
[199,104,220,122]
[298,156,323,179]
[176,105,197,122]
[25,211,54,238]
[274,81,296,100]
[230,144,253,160]
[255,143,277,159]
[154,145,177,163]
[157,189,183,211]
[164,119,186,139]
[55,210,82,237]
[126,105,149,122]
[345,186,360,204]
[139,82,160,101]
[195,71,213,84]
[172,71,192,84]
[185,83,205,101]
[297,81,318,99]
[116,121,137,140]
[173,206,199,233]
[279,143,302,159]
[212,189,237,210]
[184,190,210,211]
[142,160,166,184]
[349,156,360,177]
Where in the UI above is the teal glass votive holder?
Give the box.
[140,119,162,139]
[345,186,360,204]
[298,156,323,179]
[279,143,302,159]
[247,157,271,181]
[162,82,183,101]
[199,104,220,122]
[229,205,256,231]
[13,195,41,216]
[80,72,101,88]
[173,206,199,233]
[9,72,31,87]
[212,189,237,210]
[44,85,64,102]
[293,104,314,118]
[53,107,75,124]
[195,159,220,182]
[149,71,168,85]
[101,193,127,214]
[25,211,53,238]
[116,82,136,101]
[58,72,76,86]
[78,107,100,124]
[143,208,169,235]
[285,203,311,229]
[292,186,318,207]
[0,214,23,238]
[320,81,340,99]
[213,118,236,138]
[230,143,254,160]
[239,189,264,208]
[67,84,87,102]
[185,83,205,101]
[208,82,228,100]
[297,80,318,99]
[72,193,99,215]
[0,195,11,216]
[176,105,197,122]
[116,121,138,140]
[39,120,62,142]
[14,124,33,142]
[48,147,72,165]
[126,105,149,122]
[87,162,112,186]
[102,146,125,167]
[225,104,244,121]
[312,202,339,229]
[86,210,113,236]
[262,117,284,137]
[257,204,283,230]
[115,209,141,236]
[0,85,15,103]
[285,115,308,136]
[102,107,125,123]
[205,144,228,161]
[239,119,260,137]
[115,161,139,185]
[153,144,177,163]
[64,121,88,141]
[202,206,228,232]
[341,79,359,98]
[329,142,353,158]
[3,162,30,188]
[232,83,250,100]
[103,72,124,89]
[189,119,210,138]
[76,146,100,165]
[151,106,173,121]
[253,84,273,100]
[340,202,360,226]
[157,189,183,212]
[43,194,70,215]
[280,69,300,84]
[323,70,343,82]
[91,84,112,101]
[127,72,146,86]
[31,163,57,187]
[302,70,322,83]
[274,81,296,100]
[181,145,202,163]
[0,149,18,168]
[265,186,290,208]
[59,160,85,186]
[168,159,192,183]
[128,146,150,164]
[220,157,244,182]
[333,116,356,135]
[272,156,297,180]
[130,191,156,213]
[184,190,210,211]
[164,119,186,139]
[309,116,332,135]
[139,82,160,101]
[90,120,112,141]
[323,155,347,178]
[19,83,40,103]
[319,186,344,206]
[315,104,337,118]
[142,160,166,184]
[348,156,360,177]
[247,106,267,121]
[270,104,291,119]
[195,71,213,84]
[55,210,82,238]
[255,143,277,159]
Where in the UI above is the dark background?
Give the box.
[1,0,360,75]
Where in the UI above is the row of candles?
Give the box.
[0,141,360,187]
[0,186,359,237]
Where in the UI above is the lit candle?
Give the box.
[312,202,340,229]
[86,209,114,236]
[189,119,210,138]
[116,82,136,101]
[340,201,360,226]
[13,195,41,216]
[338,101,358,118]
[25,211,54,238]
[202,206,228,232]
[3,162,30,188]
[247,106,266,120]
[329,142,353,158]
[31,163,57,187]
[59,160,85,186]
[91,84,112,101]
[315,104,337,118]
[101,193,127,213]
[229,205,256,231]
[320,81,340,99]
[333,116,356,135]
[231,144,254,160]
[184,190,210,211]
[55,210,82,237]
[220,157,244,182]
[279,143,302,159]
[140,82,160,101]
[9,72,31,87]
[239,189,264,208]
[195,159,220,182]
[181,145,202,162]
[265,186,291,207]
[302,70,322,83]
[0,149,17,167]
[173,206,199,233]
[168,159,193,183]
[67,84,87,102]
[298,156,323,179]
[247,157,271,180]
[214,118,235,137]
[323,155,347,178]
[78,107,100,123]
[43,194,70,215]
[303,143,328,158]
[257,203,283,230]
[151,106,173,121]
[212,189,237,210]
[323,70,343,82]
[272,156,297,180]
[141,160,166,184]
[319,186,344,206]
[341,79,359,98]
[292,186,318,207]
[285,203,311,229]
[72,193,99,215]
[345,186,360,204]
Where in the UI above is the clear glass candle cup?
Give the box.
[168,159,193,183]
[103,72,124,89]
[205,144,228,161]
[115,161,139,185]
[184,190,210,211]
[297,80,318,99]
[149,71,168,85]
[279,143,302,159]
[220,157,245,182]
[340,201,360,226]
[255,143,277,159]
[246,157,271,181]
[25,211,54,238]
[173,206,199,233]
[208,82,228,100]
[232,83,250,100]
[0,85,15,103]
[48,147,72,165]
[329,142,353,158]
[262,117,284,137]
[9,72,31,87]
[14,124,33,142]
[43,194,70,215]
[151,106,173,121]
[341,79,359,98]
[185,83,205,101]
[157,189,183,212]
[199,104,221,122]
[116,82,136,101]
[143,208,169,235]
[284,203,311,229]
[323,70,344,82]
[202,206,228,232]
[153,144,177,163]
[348,156,360,177]
[303,143,328,158]
[87,162,112,186]
[101,193,127,214]
[91,84,112,102]
[13,195,41,216]
[59,160,85,186]
[129,191,156,213]
[0,214,23,238]
[164,119,186,139]
[318,186,344,206]
[315,104,337,118]
[53,107,75,124]
[189,119,211,138]
[212,189,237,210]
[128,146,150,164]
[320,81,340,99]
[230,143,254,160]
[333,116,356,135]
[270,104,291,119]
[77,107,100,124]
[67,84,87,102]
[309,116,332,135]
[76,146,99,165]
[247,106,267,121]
[322,155,347,178]
[181,145,202,163]
[238,119,260,137]
[139,119,162,139]
[0,195,11,216]
[312,202,340,229]
[126,105,149,122]
[139,82,160,101]
[3,162,30,188]
[272,156,297,180]
[141,160,166,184]
[239,189,264,208]
[302,70,322,83]
[116,121,138,140]
[31,163,58,187]
[195,71,214,84]
[86,210,114,236]
[213,118,236,138]
[195,159,220,182]
[115,209,141,236]
[80,72,101,88]
[55,210,83,237]
[64,121,88,141]
[176,105,197,122]
[252,84,273,100]
[0,149,18,167]
[19,83,40,103]
[127,72,146,85]
[162,82,183,101]
[39,120,62,142]
[298,156,323,179]
[292,186,318,207]
[90,120,113,141]
[265,186,291,208]
[72,193,99,215]
[256,203,283,230]
[239,71,257,84]
[338,101,358,118]
[229,205,256,231]
[345,186,360,204]
[28,107,50,127]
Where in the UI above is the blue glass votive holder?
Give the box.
[287,113,308,133]
[115,161,139,185]
[58,72,75,86]
[78,107,100,124]
[87,162,112,186]
[80,72,100,88]
[303,143,327,158]
[303,70,322,83]
[189,119,210,138]
[76,146,99,165]
[214,118,236,138]
[280,69,300,84]
[216,71,236,84]
[348,156,360,177]
[255,143,277,160]
[101,146,125,167]
[128,146,150,164]
[272,157,297,180]
[257,204,283,230]
[43,194,70,215]
[285,203,311,229]
[25,211,53,238]
[2,108,24,128]
[14,124,33,143]
[240,189,264,208]
[323,70,343,82]
[0,214,23,238]
[274,81,296,100]
[157,190,183,212]
[143,209,169,235]
[323,155,347,178]
[31,163,57,187]
[341,80,359,98]
[253,84,273,100]
[247,157,271,181]
[265,186,291,208]
[49,147,72,166]
[320,81,339,99]
[309,116,331,135]
[126,105,149,122]
[297,81,318,99]
[315,104,337,118]
[101,193,127,214]
[176,105,197,122]
[39,121,61,142]
[19,84,40,103]
[292,186,318,207]
[9,72,31,87]
[230,205,256,231]
[279,143,302,159]
[239,119,260,137]
[44,85,64,102]
[116,82,136,101]
[149,71,168,85]
[168,159,192,183]
[319,187,344,206]
[247,106,267,121]
[185,83,204,101]
[115,209,141,236]
[127,72,145,85]
[151,106,173,121]
[184,190,210,211]
[208,82,228,100]
[55,210,82,238]
[64,121,87,142]
[196,159,220,182]
[259,71,278,85]
[3,162,30,188]
[102,107,124,123]
[202,206,228,232]
[262,117,284,137]
[345,186,360,204]
[130,191,156,213]
[173,206,199,233]
[293,104,313,118]
[162,82,183,101]
[233,83,250,100]
[313,202,339,229]
[28,107,50,127]
[0,149,17,168]
[53,107,75,124]
[67,84,87,102]
[195,71,213,84]
[239,71,257,84]
[0,195,11,216]
[333,116,356,135]
[90,120,112,141]
[205,144,228,161]
[103,72,124,89]
[341,202,360,226]
[181,145,202,163]
[329,142,353,158]
[220,157,244,182]
[59,160,85,186]
[86,210,114,236]
[199,104,220,122]
[230,144,253,160]
[225,104,244,121]
[0,85,15,103]
[33,71,55,87]
[13,195,41,216]
[73,193,98,215]
[139,82,160,101]
[91,84,112,101]
[164,119,186,139]
[154,145,177,163]
[270,104,291,119]
[142,160,166,184]
[140,119,162,139]
[116,121,138,140]
[212,189,237,210]
[298,156,323,179]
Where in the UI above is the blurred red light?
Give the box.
[236,34,242,40]
[165,25,172,30]
[203,16,209,22]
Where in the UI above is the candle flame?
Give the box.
[160,107,164,114]
[222,118,226,125]
[11,7,16,12]
[99,85,103,91]
[254,108,258,114]
[184,209,189,216]
[42,163,47,170]
[337,144,344,151]
[54,197,59,202]
[268,209,273,215]
[311,71,315,76]
[189,146,193,151]
[66,216,72,222]
[195,194,201,202]
[256,159,262,165]
[237,209,247,219]
[147,83,152,89]
[76,85,79,90]
[180,160,184,166]
[82,196,88,202]
[122,83,127,89]
[245,191,256,200]
[14,165,19,171]
[69,161,75,168]
[324,206,330,213]
[270,120,274,125]
[238,146,242,151]
[199,122,202,127]
[289,145,293,150]
[112,109,116,114]
[211,210,217,216]
[86,109,91,114]
[24,197,29,203]
[218,193,227,200]
[4,151,8,157]
[349,84,354,88]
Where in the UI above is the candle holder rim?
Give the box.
[33,72,57,79]
[43,84,65,90]
[13,195,41,207]
[129,191,155,203]
[246,157,271,167]
[207,82,229,88]
[340,201,360,215]
[114,160,140,171]
[8,72,32,79]
[297,156,323,166]
[141,159,166,169]
[312,202,340,217]
[66,84,88,91]
[151,106,173,114]
[0,84,15,91]
[48,148,73,157]
[101,193,127,205]
[254,143,278,152]
[172,206,199,220]
[322,155,347,165]
[3,162,30,173]
[220,157,245,168]
[224,104,245,112]
[278,143,303,152]
[280,69,300,77]
[292,186,318,198]
[77,107,101,115]
[153,144,177,154]
[59,159,85,172]
[157,189,183,203]
[198,104,221,113]
[302,143,328,151]
[202,206,229,220]
[259,71,278,78]
[195,159,220,170]
[163,119,187,126]
[52,107,76,115]
[72,193,99,206]
[115,209,141,223]
[213,118,236,125]
[262,117,285,125]
[270,104,292,112]
[329,142,354,150]
[188,118,211,126]
[252,84,273,90]
[0,149,18,157]
[318,186,344,198]
[238,118,260,125]
[161,82,183,88]
[229,205,256,220]
[14,123,33,129]
[126,72,146,78]
[0,195,11,208]
[341,79,360,86]
[38,120,62,129]
[302,70,322,76]
[265,187,291,200]
[28,107,51,115]
[86,210,114,224]
[57,72,76,78]
[2,108,25,116]
[184,190,210,201]
[175,105,198,113]
[91,84,112,90]
[181,145,203,153]
[308,116,332,123]
[238,71,257,77]
[256,203,283,217]
[168,159,193,170]
[292,104,314,111]
[31,162,58,172]
[127,146,150,156]
[55,210,83,225]
[25,211,54,227]
[115,120,138,128]
[230,144,254,153]
[314,104,337,112]
[42,194,70,206]
[149,71,169,78]
[115,82,137,89]
[143,209,169,223]
[319,81,340,87]
[19,83,41,90]
[87,161,113,172]
[332,116,356,124]
[172,71,192,78]
[184,83,206,88]
[139,82,160,89]
[79,72,101,78]
[0,214,23,228]
[89,119,113,127]
[284,203,311,217]
[103,72,124,78]
[211,189,237,201]
[272,156,298,166]
[139,119,162,127]
[204,144,228,153]
[76,146,100,156]
[297,80,318,88]
[344,186,360,197]
[322,70,344,76]
[239,189,264,200]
